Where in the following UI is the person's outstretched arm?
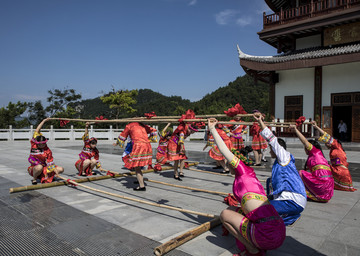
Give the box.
[290,124,310,148]
[35,118,49,134]
[311,121,325,136]
[208,118,234,162]
[254,113,290,165]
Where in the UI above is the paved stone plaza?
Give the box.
[0,140,359,256]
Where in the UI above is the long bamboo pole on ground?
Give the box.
[154,216,222,256]
[102,169,230,196]
[9,163,199,193]
[186,167,266,183]
[57,175,216,218]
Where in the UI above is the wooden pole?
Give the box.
[102,169,230,196]
[186,167,266,182]
[186,167,233,177]
[57,175,215,218]
[9,163,199,193]
[128,113,254,119]
[154,216,222,256]
[48,117,306,127]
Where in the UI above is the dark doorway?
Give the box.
[332,106,352,141]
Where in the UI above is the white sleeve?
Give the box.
[260,127,290,166]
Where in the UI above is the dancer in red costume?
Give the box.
[250,111,267,166]
[27,118,64,184]
[225,103,248,150]
[155,123,172,166]
[75,122,102,176]
[229,115,247,150]
[167,110,199,180]
[204,123,232,173]
[114,121,157,191]
[208,118,285,256]
[312,121,356,192]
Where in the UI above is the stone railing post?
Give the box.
[9,125,13,141]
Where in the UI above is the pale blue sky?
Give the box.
[0,0,276,107]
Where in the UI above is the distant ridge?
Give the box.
[74,74,269,119]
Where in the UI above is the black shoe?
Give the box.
[174,175,182,181]
[133,181,147,186]
[261,159,268,162]
[31,180,37,185]
[92,172,98,175]
[213,166,222,169]
[221,170,230,174]
[179,172,184,177]
[254,164,262,166]
[133,186,146,191]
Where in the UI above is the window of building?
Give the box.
[284,95,303,121]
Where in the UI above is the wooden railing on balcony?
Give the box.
[263,0,360,28]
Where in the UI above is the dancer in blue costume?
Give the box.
[254,113,307,226]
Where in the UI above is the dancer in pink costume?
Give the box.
[291,124,334,202]
[208,118,285,256]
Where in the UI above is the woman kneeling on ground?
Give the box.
[28,118,64,184]
[75,122,102,176]
[208,118,285,256]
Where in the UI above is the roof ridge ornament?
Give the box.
[237,44,274,59]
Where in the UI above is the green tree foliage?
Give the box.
[28,100,46,125]
[0,101,29,128]
[46,88,82,117]
[67,74,269,124]
[100,89,138,119]
[193,75,269,115]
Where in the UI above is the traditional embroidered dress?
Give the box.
[319,133,356,191]
[228,120,246,150]
[230,156,285,252]
[75,133,100,176]
[116,122,157,169]
[260,127,307,226]
[167,123,191,161]
[27,132,57,183]
[156,130,170,164]
[299,144,334,202]
[250,123,267,150]
[208,127,233,161]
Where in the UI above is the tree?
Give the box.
[28,100,46,125]
[0,101,29,128]
[100,89,138,121]
[46,87,82,117]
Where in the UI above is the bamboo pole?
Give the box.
[154,216,222,256]
[57,175,216,218]
[186,167,233,177]
[186,167,266,182]
[102,169,230,196]
[48,117,306,127]
[9,163,199,193]
[128,114,254,119]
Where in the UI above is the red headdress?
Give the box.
[224,103,247,117]
[178,109,204,132]
[295,116,306,127]
[59,119,70,127]
[144,111,157,119]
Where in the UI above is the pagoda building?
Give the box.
[238,0,360,141]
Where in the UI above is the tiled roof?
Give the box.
[237,43,360,63]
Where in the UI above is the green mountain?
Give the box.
[75,74,269,119]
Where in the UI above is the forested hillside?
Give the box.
[76,74,269,118]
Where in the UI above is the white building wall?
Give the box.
[322,62,360,107]
[275,68,314,119]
